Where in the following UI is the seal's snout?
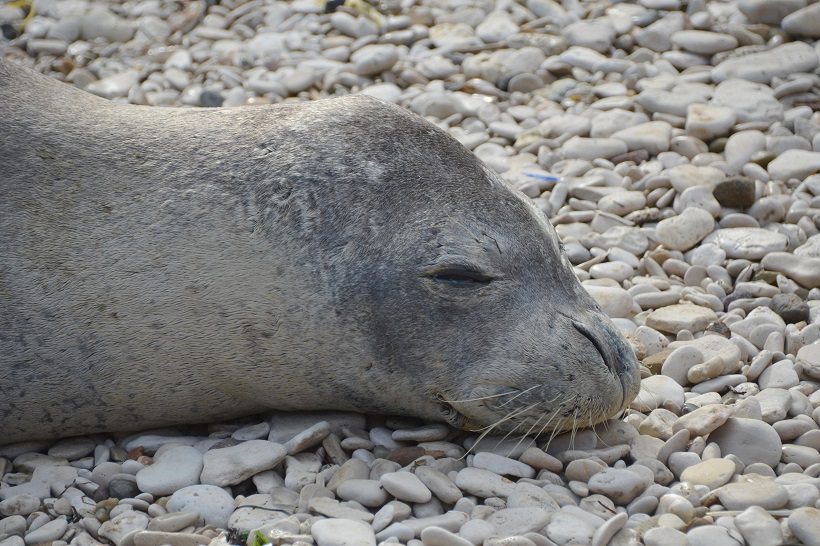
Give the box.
[571,319,633,376]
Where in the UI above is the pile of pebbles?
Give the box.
[2,0,820,544]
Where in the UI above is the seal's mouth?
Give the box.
[436,393,470,430]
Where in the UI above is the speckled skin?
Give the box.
[0,59,639,444]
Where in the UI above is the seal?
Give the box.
[0,58,639,444]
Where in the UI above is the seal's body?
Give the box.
[0,59,639,444]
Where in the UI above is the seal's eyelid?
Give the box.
[429,268,493,287]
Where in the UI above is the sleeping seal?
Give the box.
[0,58,639,444]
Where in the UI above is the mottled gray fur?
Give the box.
[0,59,639,444]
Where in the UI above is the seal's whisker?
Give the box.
[509,413,545,455]
[497,384,541,407]
[442,390,527,404]
[465,402,537,457]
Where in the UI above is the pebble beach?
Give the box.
[2,0,820,545]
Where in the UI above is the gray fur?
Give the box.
[0,59,639,444]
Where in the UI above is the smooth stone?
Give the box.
[598,191,646,216]
[487,507,551,537]
[587,468,646,505]
[685,104,736,142]
[48,437,96,460]
[783,3,820,38]
[631,375,685,412]
[351,44,398,77]
[335,479,389,508]
[472,452,536,479]
[135,446,203,497]
[146,512,200,533]
[761,253,820,289]
[414,467,462,505]
[735,505,783,546]
[712,79,783,124]
[611,121,673,155]
[679,458,735,489]
[98,511,150,546]
[0,494,41,517]
[711,42,819,84]
[85,70,140,100]
[709,418,782,468]
[788,507,820,546]
[582,284,634,319]
[476,10,519,43]
[546,510,597,545]
[673,404,733,437]
[718,477,789,510]
[419,527,473,546]
[232,422,271,442]
[796,343,820,380]
[655,208,715,251]
[645,304,718,335]
[703,228,789,260]
[737,0,807,24]
[561,137,627,160]
[454,468,516,499]
[685,525,743,546]
[768,150,820,182]
[308,497,373,522]
[24,517,68,544]
[166,485,235,529]
[200,440,286,487]
[671,30,737,55]
[380,472,431,504]
[310,518,376,546]
[131,531,209,546]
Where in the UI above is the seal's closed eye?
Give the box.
[431,268,493,287]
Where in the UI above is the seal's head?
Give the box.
[282,96,641,437]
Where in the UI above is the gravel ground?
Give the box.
[1,0,820,545]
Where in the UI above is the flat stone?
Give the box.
[136,446,203,497]
[711,79,783,124]
[685,104,736,142]
[789,507,820,546]
[414,466,462,505]
[582,284,633,319]
[454,468,516,498]
[587,468,646,505]
[98,511,150,546]
[718,477,789,510]
[711,42,818,84]
[655,207,715,252]
[166,485,235,529]
[310,518,376,546]
[782,3,820,38]
[631,375,685,412]
[768,150,820,182]
[380,472,431,504]
[703,228,789,260]
[709,418,782,468]
[200,440,286,487]
[611,121,672,155]
[24,517,68,544]
[679,458,735,490]
[486,507,551,536]
[671,30,737,55]
[132,531,209,546]
[673,404,733,437]
[735,505,783,546]
[646,304,718,335]
[472,452,536,479]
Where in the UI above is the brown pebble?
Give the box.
[127,446,145,460]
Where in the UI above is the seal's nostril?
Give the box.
[572,320,615,372]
